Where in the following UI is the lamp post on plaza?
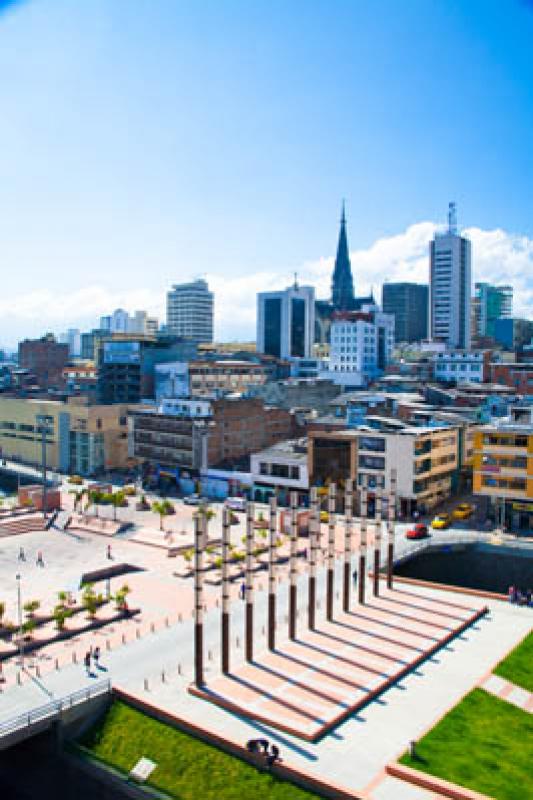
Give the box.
[221,505,231,674]
[386,470,397,589]
[267,495,277,651]
[326,483,336,621]
[16,573,24,670]
[373,491,382,597]
[288,491,298,640]
[343,479,354,612]
[308,487,319,630]
[359,481,368,604]
[245,501,255,662]
[193,513,205,687]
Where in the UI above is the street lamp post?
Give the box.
[16,573,23,670]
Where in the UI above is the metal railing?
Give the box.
[0,679,111,739]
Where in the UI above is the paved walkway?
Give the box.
[481,672,533,713]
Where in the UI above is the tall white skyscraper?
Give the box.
[430,203,472,350]
[166,279,214,343]
[257,282,315,359]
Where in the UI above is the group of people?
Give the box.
[18,547,44,566]
[83,645,102,675]
[508,586,532,606]
[246,738,281,767]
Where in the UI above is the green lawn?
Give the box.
[399,689,533,800]
[80,700,318,800]
[494,631,533,692]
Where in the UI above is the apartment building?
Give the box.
[308,421,459,515]
[432,350,491,383]
[473,406,533,532]
[188,359,270,397]
[0,396,132,475]
[250,438,309,504]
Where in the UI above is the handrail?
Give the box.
[0,679,111,738]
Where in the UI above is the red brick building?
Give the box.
[18,334,69,390]
[489,363,533,395]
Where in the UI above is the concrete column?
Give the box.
[288,491,298,640]
[373,491,382,597]
[245,501,255,662]
[308,486,318,630]
[194,513,205,686]
[359,482,368,604]
[343,479,354,612]
[387,469,397,589]
[268,495,277,650]
[221,505,231,674]
[326,483,336,621]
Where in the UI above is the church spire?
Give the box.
[331,201,355,310]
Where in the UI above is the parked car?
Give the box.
[453,503,474,520]
[406,523,429,540]
[183,494,205,506]
[225,497,247,512]
[431,513,452,530]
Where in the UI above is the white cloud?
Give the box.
[1,222,532,348]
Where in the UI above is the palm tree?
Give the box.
[86,490,102,518]
[152,499,173,531]
[110,491,125,522]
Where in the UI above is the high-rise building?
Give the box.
[331,202,355,311]
[59,328,81,357]
[326,303,395,387]
[382,283,428,342]
[473,282,513,338]
[18,334,69,390]
[429,203,472,349]
[166,279,214,343]
[257,283,315,360]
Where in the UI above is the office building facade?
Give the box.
[257,284,315,360]
[382,283,428,343]
[473,283,512,338]
[430,203,472,349]
[166,279,214,343]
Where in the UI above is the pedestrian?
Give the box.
[352,568,358,588]
[93,645,101,668]
[106,544,112,560]
[18,547,25,562]
[84,651,91,676]
[239,582,246,600]
[36,550,44,567]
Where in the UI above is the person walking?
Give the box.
[352,568,358,588]
[239,582,246,600]
[84,651,91,676]
[106,544,112,560]
[93,645,101,669]
[18,547,25,562]
[36,550,44,567]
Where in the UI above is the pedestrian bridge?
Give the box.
[0,679,111,751]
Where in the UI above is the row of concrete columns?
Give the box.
[195,472,397,687]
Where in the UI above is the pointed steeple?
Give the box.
[331,201,355,310]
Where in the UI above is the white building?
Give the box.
[251,438,309,501]
[432,350,488,383]
[100,309,158,336]
[257,283,315,360]
[160,397,212,418]
[430,203,472,350]
[166,279,214,343]
[324,304,395,387]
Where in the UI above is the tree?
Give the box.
[21,618,36,638]
[53,604,73,631]
[114,583,131,611]
[23,600,40,618]
[82,583,98,619]
[152,499,174,531]
[86,490,103,517]
[110,491,125,521]
[0,601,5,623]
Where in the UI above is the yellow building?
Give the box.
[473,407,533,533]
[0,396,134,476]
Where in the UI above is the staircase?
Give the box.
[0,515,47,537]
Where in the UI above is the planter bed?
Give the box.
[0,607,140,662]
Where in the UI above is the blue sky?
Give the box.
[0,0,532,345]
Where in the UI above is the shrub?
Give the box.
[123,485,136,496]
[68,475,83,485]
[23,599,40,618]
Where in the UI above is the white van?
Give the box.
[225,497,247,512]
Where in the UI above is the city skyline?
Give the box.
[1,1,532,346]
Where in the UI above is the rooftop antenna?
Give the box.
[448,201,457,235]
[293,271,299,290]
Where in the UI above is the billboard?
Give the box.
[103,341,141,365]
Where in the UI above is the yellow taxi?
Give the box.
[453,503,474,520]
[431,513,452,530]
